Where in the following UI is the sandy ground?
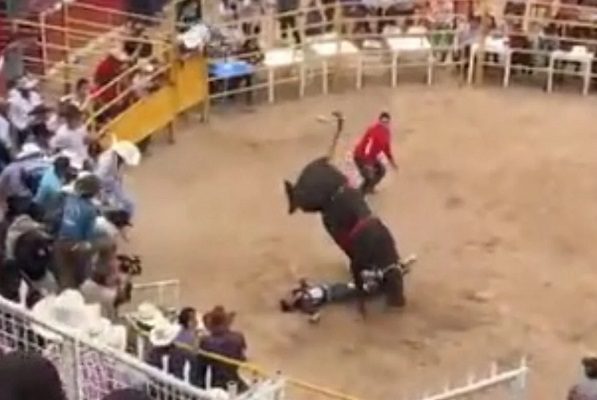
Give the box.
[126,84,597,400]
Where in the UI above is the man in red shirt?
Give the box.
[353,112,397,194]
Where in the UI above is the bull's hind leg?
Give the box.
[383,268,406,308]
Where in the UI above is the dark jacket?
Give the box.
[147,345,201,386]
[199,330,247,391]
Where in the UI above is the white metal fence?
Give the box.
[0,293,284,400]
[410,359,528,400]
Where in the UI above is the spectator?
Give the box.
[147,322,201,384]
[94,48,129,124]
[199,306,248,392]
[277,0,301,44]
[568,355,597,400]
[124,22,154,61]
[34,156,73,213]
[80,266,129,320]
[175,307,202,349]
[50,105,90,167]
[7,75,42,147]
[53,173,101,289]
[0,142,49,203]
[28,104,56,152]
[177,0,203,29]
[0,99,13,170]
[0,351,67,400]
[95,141,141,217]
[12,224,57,301]
[219,0,240,21]
[232,25,264,105]
[62,78,92,113]
[0,196,37,302]
[131,59,158,99]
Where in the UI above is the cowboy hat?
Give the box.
[203,306,235,333]
[30,290,100,341]
[131,302,166,328]
[149,322,180,347]
[112,141,141,167]
[16,143,43,160]
[86,318,127,351]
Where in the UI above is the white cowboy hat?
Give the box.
[149,322,180,347]
[132,302,166,328]
[86,317,127,351]
[112,141,141,167]
[16,142,43,159]
[31,290,100,341]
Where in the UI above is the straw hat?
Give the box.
[131,302,166,328]
[112,141,141,167]
[149,322,180,347]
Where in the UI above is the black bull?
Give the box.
[284,157,405,308]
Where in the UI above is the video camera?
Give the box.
[116,254,142,277]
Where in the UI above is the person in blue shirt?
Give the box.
[54,173,101,289]
[33,156,72,212]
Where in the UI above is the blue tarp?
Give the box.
[209,60,254,80]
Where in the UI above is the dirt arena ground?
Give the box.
[126,84,597,400]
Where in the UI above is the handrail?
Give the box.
[88,61,171,133]
[131,322,362,400]
[40,0,167,25]
[15,18,169,47]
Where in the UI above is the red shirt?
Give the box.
[93,55,124,104]
[353,122,394,163]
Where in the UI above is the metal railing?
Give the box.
[0,293,220,400]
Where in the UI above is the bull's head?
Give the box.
[284,157,348,214]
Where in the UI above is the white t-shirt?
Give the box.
[0,114,13,151]
[8,89,35,131]
[50,123,89,163]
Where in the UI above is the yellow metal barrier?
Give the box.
[100,54,208,143]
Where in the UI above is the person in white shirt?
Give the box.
[95,141,141,216]
[50,104,90,165]
[7,76,42,147]
[0,100,14,168]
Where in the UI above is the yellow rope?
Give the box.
[132,323,361,400]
